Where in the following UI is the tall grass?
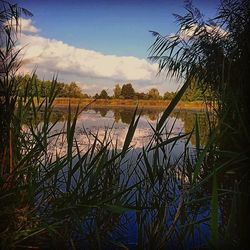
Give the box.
[148,0,250,247]
[0,72,228,249]
[0,74,193,248]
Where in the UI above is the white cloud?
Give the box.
[18,19,179,94]
[20,18,39,33]
[19,34,157,80]
[5,17,39,33]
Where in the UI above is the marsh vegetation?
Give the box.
[0,0,249,249]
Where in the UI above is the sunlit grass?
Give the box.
[53,97,207,110]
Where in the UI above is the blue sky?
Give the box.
[14,0,220,95]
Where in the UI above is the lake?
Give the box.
[37,106,213,248]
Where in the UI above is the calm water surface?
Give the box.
[50,106,208,155]
[44,106,211,248]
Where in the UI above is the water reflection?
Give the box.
[41,107,210,167]
[50,107,209,148]
[91,107,163,124]
[87,108,208,141]
[171,110,210,145]
[35,106,212,248]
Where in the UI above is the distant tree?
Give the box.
[17,74,32,96]
[113,84,122,99]
[148,88,160,100]
[163,91,175,100]
[56,82,66,97]
[17,75,86,98]
[99,89,109,99]
[67,82,84,98]
[17,74,57,97]
[40,80,49,97]
[121,83,135,99]
[135,92,148,100]
[82,93,89,99]
[94,93,99,99]
[182,87,199,101]
[176,79,205,101]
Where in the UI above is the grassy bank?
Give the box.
[53,98,207,110]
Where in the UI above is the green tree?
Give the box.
[135,92,148,100]
[181,80,203,101]
[67,82,84,98]
[82,93,89,99]
[99,89,109,99]
[163,91,175,100]
[57,82,66,97]
[121,83,135,99]
[113,84,122,99]
[148,88,160,100]
[17,75,86,98]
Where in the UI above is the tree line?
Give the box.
[18,74,207,101]
[97,82,207,101]
[17,74,87,98]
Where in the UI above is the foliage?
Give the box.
[17,74,208,101]
[149,0,250,247]
[17,74,85,98]
[98,89,109,99]
[121,83,135,99]
[135,91,149,100]
[113,84,122,98]
[0,0,32,175]
[163,91,175,100]
[58,82,84,98]
[148,88,161,100]
[182,79,206,101]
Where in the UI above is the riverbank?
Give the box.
[53,98,207,110]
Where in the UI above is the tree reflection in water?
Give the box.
[19,106,213,247]
[46,107,209,146]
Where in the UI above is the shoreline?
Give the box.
[53,98,208,111]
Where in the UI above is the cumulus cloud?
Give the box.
[18,19,178,94]
[20,18,39,33]
[19,34,158,80]
[6,17,39,33]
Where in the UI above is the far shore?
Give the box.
[53,98,209,111]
